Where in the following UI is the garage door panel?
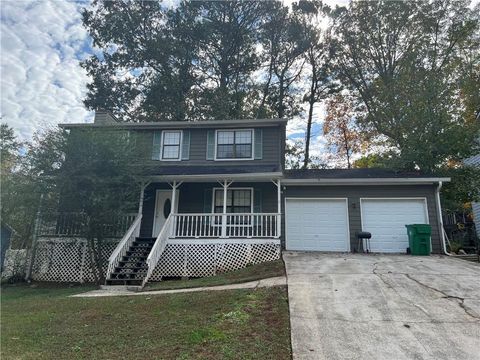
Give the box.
[286,199,349,251]
[361,199,428,253]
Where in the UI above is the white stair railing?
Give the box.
[142,214,174,287]
[105,214,142,281]
[172,213,280,238]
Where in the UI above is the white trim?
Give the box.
[212,187,254,214]
[284,197,351,252]
[160,130,183,161]
[359,197,430,253]
[214,129,254,161]
[345,199,352,252]
[282,178,451,185]
[167,238,281,245]
[152,189,179,237]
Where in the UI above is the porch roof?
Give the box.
[142,164,283,182]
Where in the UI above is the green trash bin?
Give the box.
[405,224,431,255]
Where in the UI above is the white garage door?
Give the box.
[285,198,350,251]
[361,199,428,253]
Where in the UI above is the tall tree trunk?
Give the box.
[278,77,285,118]
[303,98,315,169]
[86,216,105,285]
[87,236,100,284]
[257,59,274,117]
[303,64,316,169]
[342,125,351,169]
[88,236,106,285]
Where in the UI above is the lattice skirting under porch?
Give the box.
[31,238,120,283]
[30,237,281,282]
[149,240,281,280]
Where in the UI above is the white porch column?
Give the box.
[169,181,182,238]
[138,182,149,215]
[276,180,281,238]
[171,180,177,213]
[221,180,231,238]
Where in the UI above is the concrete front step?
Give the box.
[100,285,142,292]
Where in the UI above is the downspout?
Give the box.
[435,181,452,256]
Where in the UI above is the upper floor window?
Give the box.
[161,130,182,160]
[216,129,253,160]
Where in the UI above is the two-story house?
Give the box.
[31,111,450,286]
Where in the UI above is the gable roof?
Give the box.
[59,118,288,130]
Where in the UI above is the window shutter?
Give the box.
[254,128,263,160]
[206,130,215,160]
[152,131,161,160]
[253,189,262,213]
[181,130,190,160]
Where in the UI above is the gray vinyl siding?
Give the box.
[140,182,278,237]
[282,185,442,254]
[279,123,287,171]
[133,126,282,168]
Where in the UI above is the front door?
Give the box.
[153,190,178,237]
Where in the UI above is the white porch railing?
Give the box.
[105,214,142,281]
[142,214,174,287]
[38,212,137,237]
[172,213,280,238]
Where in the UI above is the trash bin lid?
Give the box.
[405,224,431,234]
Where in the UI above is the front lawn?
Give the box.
[1,283,291,360]
[145,259,285,291]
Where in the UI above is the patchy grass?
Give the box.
[145,259,285,291]
[1,283,291,360]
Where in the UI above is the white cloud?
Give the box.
[0,0,93,141]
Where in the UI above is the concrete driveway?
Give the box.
[284,252,480,360]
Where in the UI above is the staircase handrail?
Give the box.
[106,213,142,281]
[142,214,173,287]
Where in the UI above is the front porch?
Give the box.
[29,176,283,285]
[139,180,282,240]
[125,178,282,285]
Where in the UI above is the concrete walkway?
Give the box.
[284,252,480,360]
[71,276,286,298]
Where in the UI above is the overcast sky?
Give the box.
[0,0,476,163]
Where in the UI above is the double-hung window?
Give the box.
[161,131,181,160]
[213,189,253,214]
[216,130,253,159]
